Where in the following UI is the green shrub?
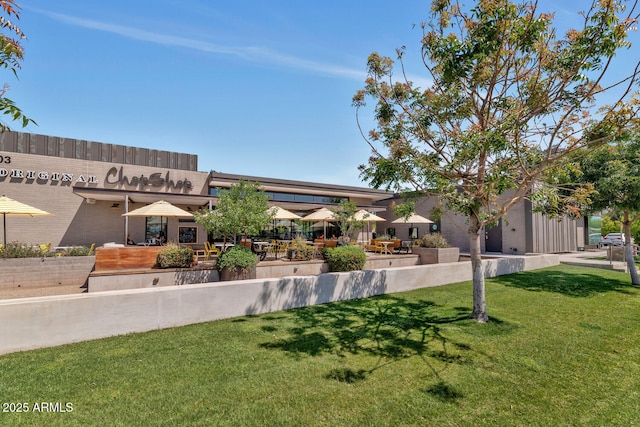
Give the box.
[324,245,367,272]
[216,245,258,272]
[156,244,194,268]
[62,246,93,256]
[415,233,450,248]
[0,242,52,258]
[287,236,314,260]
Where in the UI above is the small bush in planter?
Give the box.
[287,236,314,261]
[62,246,94,256]
[0,242,51,258]
[216,245,258,273]
[324,245,366,272]
[415,233,450,248]
[156,244,194,268]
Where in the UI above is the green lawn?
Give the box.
[1,265,640,426]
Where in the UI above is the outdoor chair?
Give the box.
[267,240,279,258]
[399,240,413,254]
[324,240,338,249]
[251,241,267,261]
[276,241,289,257]
[203,241,220,261]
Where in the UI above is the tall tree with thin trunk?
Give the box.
[579,135,640,285]
[353,0,640,322]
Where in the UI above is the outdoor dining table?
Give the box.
[380,240,394,255]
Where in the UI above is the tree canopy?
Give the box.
[579,133,640,284]
[194,181,273,243]
[354,0,640,321]
[0,0,34,131]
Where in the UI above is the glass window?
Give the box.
[145,217,167,244]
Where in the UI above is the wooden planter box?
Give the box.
[95,247,165,271]
[412,247,460,264]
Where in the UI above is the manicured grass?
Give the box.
[1,265,640,426]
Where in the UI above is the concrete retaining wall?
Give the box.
[88,254,421,292]
[0,254,558,355]
[0,256,95,289]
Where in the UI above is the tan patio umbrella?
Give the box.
[301,207,336,238]
[123,200,193,243]
[392,213,433,238]
[268,206,302,238]
[353,209,385,222]
[0,195,54,245]
[353,209,386,239]
[269,206,301,220]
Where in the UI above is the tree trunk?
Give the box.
[469,214,488,322]
[623,210,640,286]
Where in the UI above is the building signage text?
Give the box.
[105,166,192,191]
[0,167,98,184]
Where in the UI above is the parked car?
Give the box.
[599,233,629,248]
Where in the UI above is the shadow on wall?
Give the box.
[482,257,526,278]
[174,269,218,286]
[245,270,390,316]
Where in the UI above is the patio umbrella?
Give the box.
[353,209,385,222]
[0,195,54,245]
[123,200,193,243]
[269,206,301,220]
[268,206,302,238]
[353,209,386,239]
[301,207,336,238]
[392,213,433,238]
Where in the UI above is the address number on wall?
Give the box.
[0,155,11,164]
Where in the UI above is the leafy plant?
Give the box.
[62,246,94,256]
[0,241,51,258]
[156,244,194,269]
[415,233,450,248]
[353,0,640,322]
[287,236,314,261]
[0,0,36,131]
[216,181,273,241]
[332,200,363,240]
[216,245,257,272]
[324,245,366,272]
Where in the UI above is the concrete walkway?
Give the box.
[559,250,628,272]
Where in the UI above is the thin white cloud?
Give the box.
[29,7,367,80]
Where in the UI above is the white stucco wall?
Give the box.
[0,254,558,355]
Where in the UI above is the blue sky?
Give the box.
[6,1,640,187]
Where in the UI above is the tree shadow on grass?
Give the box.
[496,268,636,297]
[260,294,475,387]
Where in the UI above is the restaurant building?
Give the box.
[0,131,391,248]
[375,192,581,254]
[0,131,584,253]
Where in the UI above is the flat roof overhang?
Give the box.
[73,188,386,213]
[209,172,392,203]
[73,187,214,208]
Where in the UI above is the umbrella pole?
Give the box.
[124,195,129,245]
